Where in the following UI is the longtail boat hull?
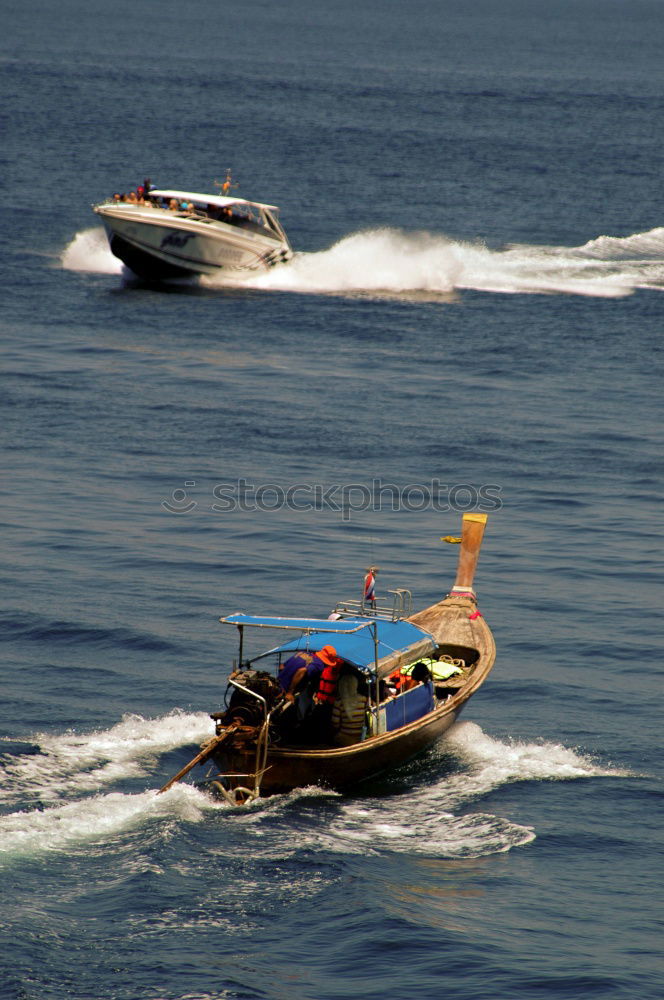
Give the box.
[160,514,495,804]
[212,707,459,795]
[209,594,494,795]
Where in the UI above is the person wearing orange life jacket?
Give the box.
[314,645,344,706]
[300,644,343,744]
[388,659,432,696]
[277,645,343,744]
[388,667,417,694]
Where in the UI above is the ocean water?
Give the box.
[1,1,662,998]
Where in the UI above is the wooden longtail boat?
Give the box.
[159,513,495,805]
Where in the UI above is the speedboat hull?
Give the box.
[94,194,292,280]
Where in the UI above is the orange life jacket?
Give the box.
[316,662,342,705]
[388,668,416,693]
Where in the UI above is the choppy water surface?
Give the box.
[1,1,662,998]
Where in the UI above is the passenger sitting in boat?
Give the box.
[388,660,432,695]
[410,661,432,683]
[388,668,416,695]
[168,198,180,211]
[331,670,369,746]
[312,645,343,717]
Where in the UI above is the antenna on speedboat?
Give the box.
[447,512,488,598]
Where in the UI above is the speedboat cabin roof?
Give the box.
[148,189,281,212]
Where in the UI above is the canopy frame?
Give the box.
[219,613,436,700]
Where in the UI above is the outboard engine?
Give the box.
[212,669,283,730]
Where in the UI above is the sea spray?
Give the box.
[0,718,632,864]
[0,710,214,805]
[0,784,218,863]
[62,225,664,298]
[61,228,124,274]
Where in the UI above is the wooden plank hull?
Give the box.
[208,594,495,797]
[211,700,460,795]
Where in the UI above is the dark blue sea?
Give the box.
[1,1,662,997]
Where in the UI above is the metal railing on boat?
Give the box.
[332,588,413,622]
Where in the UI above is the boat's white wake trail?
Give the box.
[226,225,664,299]
[0,784,216,861]
[238,229,463,297]
[0,718,630,863]
[0,711,221,864]
[0,710,213,805]
[62,225,664,299]
[291,721,629,859]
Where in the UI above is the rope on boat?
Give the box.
[210,781,258,807]
[438,653,466,669]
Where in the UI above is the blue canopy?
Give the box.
[221,613,435,678]
[221,613,370,634]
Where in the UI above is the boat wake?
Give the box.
[0,710,213,806]
[239,227,664,299]
[0,716,629,865]
[61,225,664,299]
[287,721,630,860]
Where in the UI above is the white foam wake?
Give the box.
[0,718,630,863]
[230,229,461,295]
[61,225,664,298]
[0,710,214,805]
[0,784,217,861]
[575,226,664,259]
[219,225,664,299]
[285,721,628,859]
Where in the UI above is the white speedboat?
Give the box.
[93,188,293,280]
